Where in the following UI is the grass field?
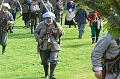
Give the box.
[0,14,104,79]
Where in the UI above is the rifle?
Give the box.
[16,14,23,19]
[53,20,62,44]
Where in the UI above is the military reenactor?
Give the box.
[54,0,64,25]
[30,0,40,34]
[0,3,14,54]
[41,0,53,15]
[91,33,120,79]
[8,0,22,33]
[34,12,64,79]
[22,0,31,28]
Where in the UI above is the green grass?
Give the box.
[0,14,104,79]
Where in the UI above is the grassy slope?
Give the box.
[0,14,104,79]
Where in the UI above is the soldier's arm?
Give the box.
[56,22,64,36]
[7,12,14,26]
[91,33,112,72]
[34,24,42,42]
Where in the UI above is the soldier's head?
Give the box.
[2,3,11,12]
[42,12,55,25]
[70,0,73,3]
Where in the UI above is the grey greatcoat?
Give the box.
[92,33,120,79]
[34,21,64,51]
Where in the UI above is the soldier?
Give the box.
[30,0,40,34]
[54,0,64,24]
[41,0,53,15]
[22,0,31,28]
[8,0,22,33]
[75,4,88,39]
[34,12,64,79]
[0,3,14,54]
[91,33,120,79]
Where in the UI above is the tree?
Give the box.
[77,0,120,37]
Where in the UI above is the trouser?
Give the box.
[105,72,119,79]
[23,13,30,28]
[0,31,8,54]
[40,50,59,77]
[24,20,30,28]
[78,23,86,38]
[31,17,39,34]
[91,22,101,38]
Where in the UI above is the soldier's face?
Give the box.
[45,17,53,25]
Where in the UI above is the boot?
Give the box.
[43,64,49,78]
[49,63,57,79]
[96,37,98,43]
[92,38,95,44]
[69,25,71,28]
[2,46,6,54]
[31,26,33,34]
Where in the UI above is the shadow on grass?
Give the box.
[18,77,44,79]
[62,43,90,48]
[62,37,77,41]
[14,26,25,29]
[9,33,34,39]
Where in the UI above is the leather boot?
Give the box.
[43,64,49,78]
[2,46,6,54]
[96,37,98,43]
[49,63,57,79]
[92,38,95,44]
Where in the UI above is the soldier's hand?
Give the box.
[95,70,103,79]
[7,21,13,26]
[38,39,42,44]
[53,29,58,34]
[20,11,22,15]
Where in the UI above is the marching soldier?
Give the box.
[34,12,64,79]
[41,0,53,15]
[0,3,14,54]
[30,0,40,34]
[8,0,22,33]
[91,33,120,79]
[22,0,31,28]
[54,0,64,25]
